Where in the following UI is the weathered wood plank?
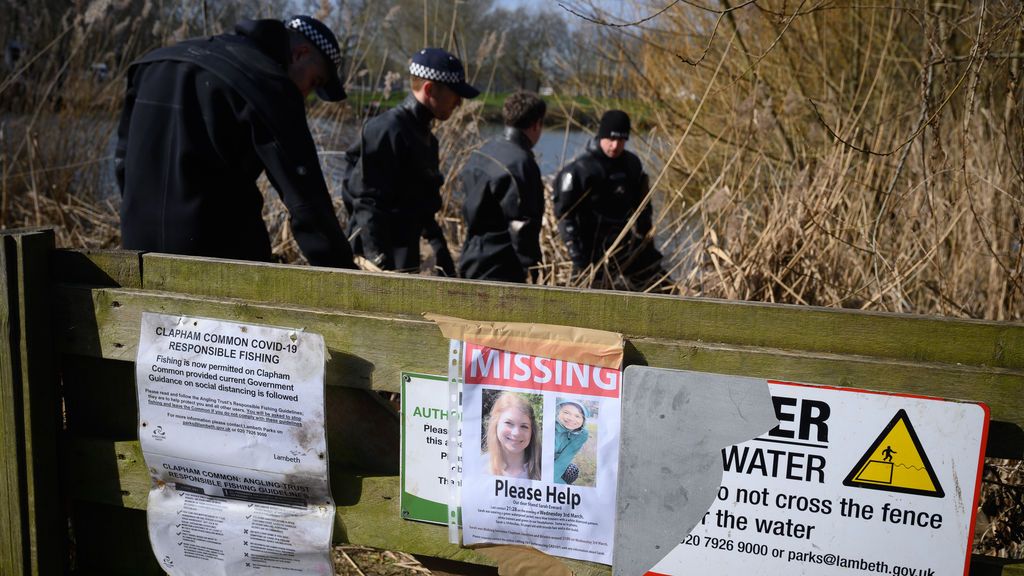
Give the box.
[51,250,142,289]
[45,252,1024,574]
[0,233,27,576]
[13,230,64,575]
[54,286,1024,427]
[0,230,64,575]
[54,284,442,392]
[140,254,1024,370]
[69,438,149,511]
[61,356,138,439]
[0,228,67,573]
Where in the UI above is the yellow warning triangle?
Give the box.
[842,409,944,498]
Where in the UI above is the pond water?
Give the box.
[476,124,663,178]
[479,124,592,176]
[318,122,601,192]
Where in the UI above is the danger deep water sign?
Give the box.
[646,380,988,576]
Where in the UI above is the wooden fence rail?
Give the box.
[2,227,1022,575]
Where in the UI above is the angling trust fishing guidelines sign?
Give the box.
[647,380,988,576]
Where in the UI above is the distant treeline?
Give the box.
[341,91,637,127]
[1,0,631,115]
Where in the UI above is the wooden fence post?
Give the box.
[0,228,64,575]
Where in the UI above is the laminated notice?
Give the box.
[136,312,334,576]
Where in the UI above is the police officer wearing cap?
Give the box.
[116,15,355,268]
[457,91,546,283]
[343,48,479,275]
[553,110,667,290]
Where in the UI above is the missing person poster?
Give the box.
[136,312,334,575]
[459,341,622,565]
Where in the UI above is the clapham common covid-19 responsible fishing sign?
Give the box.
[136,313,333,576]
[646,381,988,576]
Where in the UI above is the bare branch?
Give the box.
[557,0,756,29]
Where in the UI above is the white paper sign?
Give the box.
[400,372,458,524]
[459,342,622,565]
[646,380,988,576]
[146,456,334,575]
[137,313,334,576]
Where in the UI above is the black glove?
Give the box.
[563,235,591,272]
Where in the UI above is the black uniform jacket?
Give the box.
[115,19,355,268]
[457,127,544,282]
[553,140,653,268]
[343,95,447,273]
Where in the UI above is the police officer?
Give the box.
[458,91,546,282]
[553,110,666,290]
[344,48,480,275]
[117,16,355,268]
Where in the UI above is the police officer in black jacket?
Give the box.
[116,16,355,268]
[553,110,667,290]
[343,48,480,275]
[458,91,546,282]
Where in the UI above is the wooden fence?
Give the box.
[2,227,1022,575]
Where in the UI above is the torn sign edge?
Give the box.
[613,367,779,576]
[424,313,624,369]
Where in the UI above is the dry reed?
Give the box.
[582,0,1024,320]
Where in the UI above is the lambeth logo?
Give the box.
[151,425,167,441]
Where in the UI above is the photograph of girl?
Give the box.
[553,398,599,486]
[481,390,542,480]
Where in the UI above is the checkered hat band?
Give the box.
[287,18,342,68]
[409,61,463,84]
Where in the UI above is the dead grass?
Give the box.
[333,545,431,576]
[977,458,1024,559]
